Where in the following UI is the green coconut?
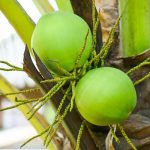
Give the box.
[75,67,137,126]
[31,11,92,74]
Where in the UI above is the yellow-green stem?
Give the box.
[55,0,73,13]
[32,0,54,14]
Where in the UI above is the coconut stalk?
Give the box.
[32,0,54,14]
[119,0,150,56]
[56,0,73,13]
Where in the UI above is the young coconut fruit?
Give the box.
[31,11,92,74]
[75,67,137,126]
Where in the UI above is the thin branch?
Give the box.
[0,68,23,71]
[118,124,137,150]
[45,103,71,147]
[0,60,23,71]
[92,0,96,29]
[109,125,120,144]
[75,120,85,150]
[87,15,121,68]
[74,29,89,70]
[28,81,66,120]
[44,86,71,145]
[0,99,36,111]
[0,87,40,96]
[134,72,150,85]
[127,57,150,74]
[41,76,77,83]
[20,126,50,148]
[28,82,65,113]
[70,81,76,111]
